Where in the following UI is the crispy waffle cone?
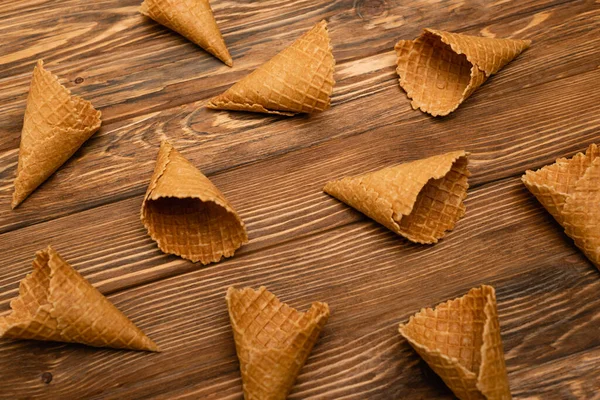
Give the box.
[12,60,102,208]
[399,285,510,400]
[395,29,530,116]
[140,0,232,66]
[226,286,329,400]
[0,246,158,351]
[522,144,600,269]
[141,141,248,264]
[206,20,335,116]
[323,150,470,244]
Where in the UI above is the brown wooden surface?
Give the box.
[0,0,599,398]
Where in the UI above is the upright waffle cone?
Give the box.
[12,60,102,208]
[395,29,531,116]
[0,247,158,351]
[206,20,335,116]
[226,286,329,400]
[399,285,510,400]
[140,0,232,66]
[324,151,470,244]
[522,144,600,269]
[141,141,248,264]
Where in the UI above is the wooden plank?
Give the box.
[0,177,598,398]
[0,0,597,233]
[1,61,599,233]
[1,0,599,398]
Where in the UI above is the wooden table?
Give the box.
[1,0,599,398]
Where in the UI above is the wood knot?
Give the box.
[355,0,388,20]
[41,372,53,384]
[74,77,84,84]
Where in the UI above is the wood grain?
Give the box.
[0,0,599,398]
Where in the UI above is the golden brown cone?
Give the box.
[0,246,158,351]
[12,60,102,209]
[522,144,600,269]
[140,0,232,66]
[399,285,511,400]
[206,20,335,115]
[395,29,530,116]
[226,286,329,400]
[141,141,248,264]
[323,151,470,244]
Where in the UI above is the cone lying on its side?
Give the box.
[207,20,335,116]
[226,286,329,400]
[141,141,248,264]
[522,144,600,269]
[0,247,158,351]
[140,0,232,66]
[12,60,102,209]
[395,29,531,116]
[324,151,470,244]
[399,285,511,400]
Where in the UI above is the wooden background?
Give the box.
[0,0,599,398]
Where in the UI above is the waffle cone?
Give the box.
[12,60,102,208]
[140,0,232,66]
[0,247,158,351]
[522,144,600,269]
[399,285,511,400]
[395,29,530,116]
[141,141,248,264]
[206,20,335,115]
[324,150,470,244]
[226,286,329,400]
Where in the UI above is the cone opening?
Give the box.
[227,287,330,350]
[396,32,477,116]
[1,251,52,330]
[143,196,246,264]
[397,155,469,243]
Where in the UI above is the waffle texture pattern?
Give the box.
[0,247,158,351]
[13,60,101,208]
[324,150,470,243]
[226,286,329,400]
[140,0,232,66]
[395,29,530,116]
[522,144,600,268]
[141,141,248,264]
[399,285,511,400]
[207,20,335,115]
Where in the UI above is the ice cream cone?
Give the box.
[206,20,335,115]
[140,0,232,66]
[324,150,470,244]
[522,144,600,269]
[399,285,511,400]
[141,141,248,264]
[226,286,329,400]
[0,246,158,351]
[395,29,531,116]
[12,60,102,209]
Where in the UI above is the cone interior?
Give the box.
[141,141,248,264]
[12,60,102,208]
[395,32,485,117]
[395,29,530,117]
[140,0,232,66]
[226,286,329,400]
[399,285,510,399]
[324,151,469,244]
[522,144,600,268]
[0,247,158,351]
[206,20,335,115]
